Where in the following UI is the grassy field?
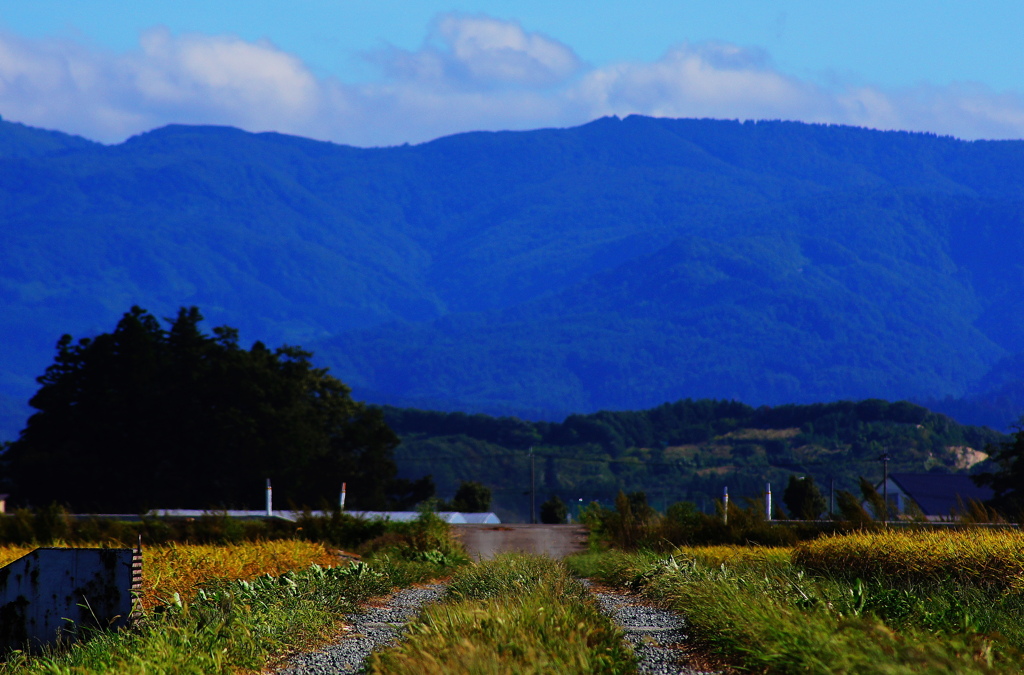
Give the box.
[8,527,1024,673]
[569,530,1024,674]
[0,540,345,610]
[368,554,637,675]
[138,540,345,608]
[0,515,465,674]
[793,528,1024,589]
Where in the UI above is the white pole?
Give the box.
[765,482,772,521]
[530,447,536,525]
[265,478,273,517]
[340,482,347,511]
[723,486,729,525]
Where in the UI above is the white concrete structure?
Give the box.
[0,548,137,651]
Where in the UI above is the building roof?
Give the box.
[145,509,500,524]
[459,512,502,524]
[346,511,468,524]
[888,473,993,517]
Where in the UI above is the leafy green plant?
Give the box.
[358,510,469,566]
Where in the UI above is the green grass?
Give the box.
[367,554,637,675]
[0,557,456,674]
[569,548,1024,674]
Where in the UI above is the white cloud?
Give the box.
[432,13,582,86]
[572,43,822,121]
[1,15,1024,147]
[369,13,582,90]
[0,27,325,141]
[134,28,318,112]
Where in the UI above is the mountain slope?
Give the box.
[317,192,1004,413]
[3,115,1024,437]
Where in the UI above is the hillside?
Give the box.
[383,399,1005,522]
[4,115,1024,437]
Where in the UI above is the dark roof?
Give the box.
[889,473,993,517]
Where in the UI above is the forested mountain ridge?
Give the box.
[383,399,1006,522]
[3,114,1024,437]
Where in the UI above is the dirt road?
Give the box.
[454,524,589,561]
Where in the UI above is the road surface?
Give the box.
[454,524,589,561]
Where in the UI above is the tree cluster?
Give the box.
[3,307,430,513]
[782,476,827,520]
[975,423,1024,517]
[442,480,491,512]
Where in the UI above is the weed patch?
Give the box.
[574,546,1024,674]
[793,529,1024,588]
[368,554,636,674]
[0,513,467,673]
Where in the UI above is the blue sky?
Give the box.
[2,1,1023,146]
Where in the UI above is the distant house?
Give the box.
[875,473,994,521]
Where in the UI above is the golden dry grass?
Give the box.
[140,540,342,607]
[794,528,1024,588]
[0,545,34,567]
[0,540,343,609]
[673,544,791,568]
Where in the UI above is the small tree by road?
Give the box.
[783,475,827,520]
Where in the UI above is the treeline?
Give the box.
[0,307,433,513]
[384,399,1006,522]
[385,398,996,456]
[0,503,434,553]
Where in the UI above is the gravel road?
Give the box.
[274,583,445,675]
[273,566,721,674]
[588,584,723,675]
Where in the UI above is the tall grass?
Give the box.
[794,529,1024,588]
[567,545,789,588]
[0,546,34,568]
[0,560,429,674]
[367,554,636,675]
[580,493,846,551]
[139,539,344,607]
[0,540,344,609]
[572,542,1024,674]
[0,513,467,673]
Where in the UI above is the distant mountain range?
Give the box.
[3,114,1024,439]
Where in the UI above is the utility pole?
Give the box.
[265,478,273,517]
[530,447,536,524]
[879,453,891,524]
[830,478,835,518]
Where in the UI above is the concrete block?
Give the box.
[0,548,138,652]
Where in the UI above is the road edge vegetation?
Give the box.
[0,514,467,674]
[568,531,1024,674]
[367,554,637,675]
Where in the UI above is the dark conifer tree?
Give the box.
[782,475,827,520]
[5,306,412,512]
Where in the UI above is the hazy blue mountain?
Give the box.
[3,115,1024,439]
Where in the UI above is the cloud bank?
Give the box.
[2,13,1023,147]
